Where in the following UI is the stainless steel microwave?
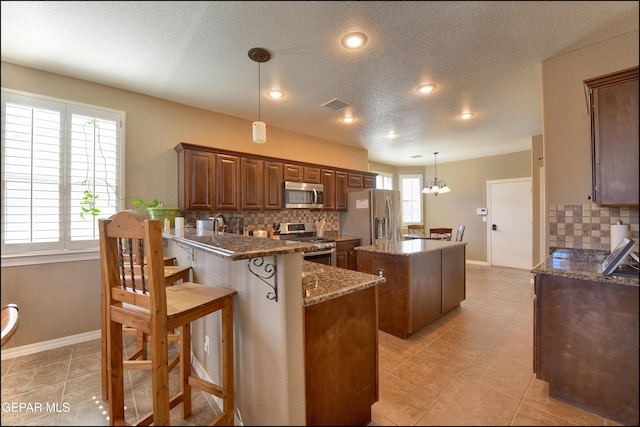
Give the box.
[283,181,324,209]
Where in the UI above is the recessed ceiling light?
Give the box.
[416,84,436,94]
[387,131,398,139]
[341,32,367,49]
[341,116,355,124]
[458,112,475,120]
[267,89,285,99]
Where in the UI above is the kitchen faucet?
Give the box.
[213,214,226,233]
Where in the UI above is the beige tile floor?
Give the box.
[0,264,624,426]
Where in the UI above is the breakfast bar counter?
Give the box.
[162,229,385,425]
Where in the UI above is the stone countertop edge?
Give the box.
[355,239,467,256]
[302,261,385,306]
[531,248,639,287]
[163,229,313,260]
[163,229,385,305]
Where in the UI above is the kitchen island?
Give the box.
[356,239,466,339]
[532,248,639,426]
[162,228,384,426]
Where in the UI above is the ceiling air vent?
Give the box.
[321,98,351,112]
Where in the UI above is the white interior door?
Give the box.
[487,178,532,269]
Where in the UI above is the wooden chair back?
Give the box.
[1,304,19,347]
[455,225,465,242]
[430,227,453,240]
[100,210,167,322]
[407,224,425,236]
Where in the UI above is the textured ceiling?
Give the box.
[2,1,638,166]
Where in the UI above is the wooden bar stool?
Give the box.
[100,211,236,426]
[100,262,193,400]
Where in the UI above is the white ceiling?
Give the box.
[2,1,638,166]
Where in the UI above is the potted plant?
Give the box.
[132,198,180,227]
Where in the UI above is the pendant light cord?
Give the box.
[258,62,261,122]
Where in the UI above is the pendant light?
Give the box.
[422,152,451,196]
[248,47,271,144]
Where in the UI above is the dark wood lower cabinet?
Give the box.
[533,274,639,426]
[336,238,360,270]
[357,245,465,339]
[304,286,378,426]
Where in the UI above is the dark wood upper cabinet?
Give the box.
[348,173,364,189]
[303,167,322,184]
[283,164,303,182]
[584,66,639,206]
[320,169,336,210]
[241,157,263,210]
[363,174,376,189]
[175,143,376,212]
[264,161,283,210]
[177,148,215,210]
[215,154,240,210]
[335,171,348,211]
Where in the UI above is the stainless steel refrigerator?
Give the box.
[340,189,402,245]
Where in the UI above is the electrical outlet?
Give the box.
[204,335,210,354]
[378,268,384,277]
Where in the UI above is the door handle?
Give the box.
[492,224,497,231]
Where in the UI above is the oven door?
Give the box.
[303,248,336,267]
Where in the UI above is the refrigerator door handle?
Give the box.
[386,193,392,240]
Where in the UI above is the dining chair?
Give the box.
[455,225,465,242]
[100,210,236,426]
[1,304,19,347]
[429,227,453,240]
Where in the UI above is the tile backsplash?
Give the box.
[548,204,639,250]
[183,210,339,234]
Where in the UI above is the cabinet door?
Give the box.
[336,238,360,270]
[304,167,322,184]
[586,67,639,206]
[241,158,263,210]
[363,174,377,189]
[441,245,466,314]
[348,173,364,189]
[284,164,303,182]
[335,171,348,211]
[321,169,336,210]
[216,154,240,210]
[264,161,283,209]
[180,149,215,210]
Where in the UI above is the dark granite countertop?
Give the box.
[301,261,385,306]
[163,228,313,260]
[355,239,466,256]
[324,232,361,243]
[531,248,639,286]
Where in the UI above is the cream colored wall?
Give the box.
[542,30,639,205]
[0,61,371,349]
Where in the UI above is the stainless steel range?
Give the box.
[275,222,336,266]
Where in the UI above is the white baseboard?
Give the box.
[1,330,101,361]
[466,259,489,266]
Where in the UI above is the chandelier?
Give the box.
[422,152,451,196]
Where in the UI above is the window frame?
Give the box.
[1,88,126,266]
[372,170,394,190]
[399,173,423,226]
